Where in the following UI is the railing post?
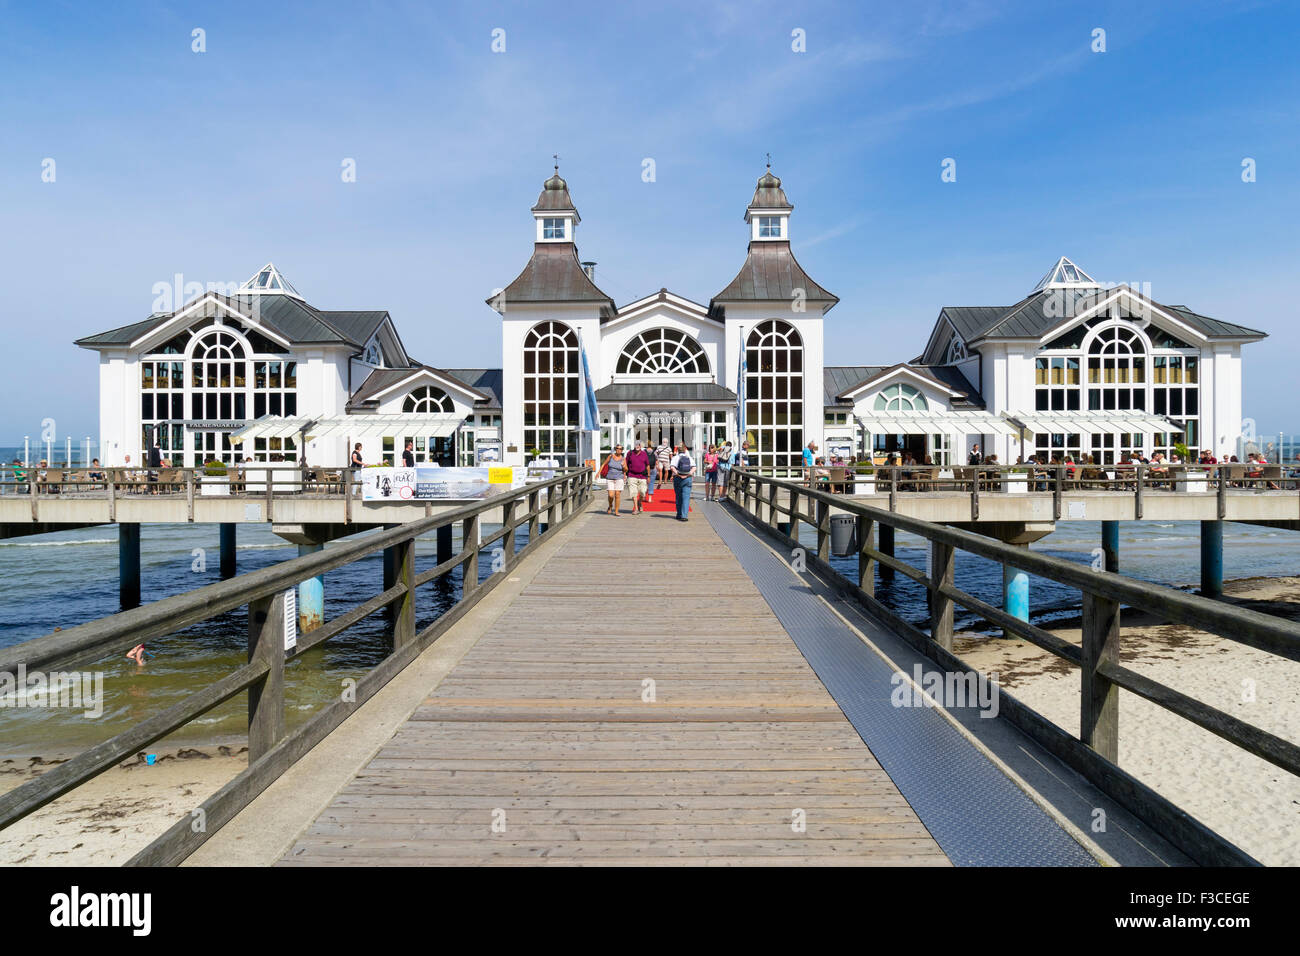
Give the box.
[766,481,778,528]
[247,590,287,762]
[500,498,516,568]
[816,497,830,562]
[185,469,194,522]
[970,470,980,521]
[462,513,480,596]
[344,467,353,524]
[107,468,116,522]
[1080,591,1120,763]
[394,536,416,650]
[1217,464,1227,519]
[265,470,274,521]
[788,488,799,544]
[528,489,541,541]
[857,513,875,598]
[548,483,560,529]
[1054,465,1064,520]
[1134,462,1144,520]
[929,540,955,651]
[888,467,897,512]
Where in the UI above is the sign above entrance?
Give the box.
[633,411,691,425]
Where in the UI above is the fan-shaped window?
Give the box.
[616,328,710,375]
[873,384,928,411]
[403,385,454,413]
[744,320,804,469]
[946,337,967,363]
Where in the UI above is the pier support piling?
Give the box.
[1101,520,1119,573]
[878,524,895,582]
[219,523,237,579]
[1002,544,1030,637]
[297,542,325,632]
[1200,519,1224,599]
[118,523,141,610]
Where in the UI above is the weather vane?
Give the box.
[553,153,559,173]
[765,152,771,170]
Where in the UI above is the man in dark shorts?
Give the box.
[624,440,652,514]
[402,440,416,468]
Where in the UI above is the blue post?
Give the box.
[219,523,237,579]
[1003,546,1029,635]
[118,523,141,610]
[1101,520,1119,573]
[297,542,324,632]
[1201,520,1223,599]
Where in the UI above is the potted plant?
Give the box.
[200,458,230,496]
[1003,465,1030,494]
[852,463,876,495]
[1172,441,1209,492]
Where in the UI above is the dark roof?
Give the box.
[76,292,391,350]
[594,382,737,404]
[824,365,983,409]
[531,173,578,214]
[940,287,1265,343]
[494,243,616,313]
[749,169,791,209]
[445,368,504,410]
[347,365,490,408]
[711,241,837,310]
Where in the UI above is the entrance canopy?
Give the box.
[853,410,1021,436]
[230,413,466,445]
[1004,411,1180,436]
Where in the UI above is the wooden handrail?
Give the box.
[0,467,594,862]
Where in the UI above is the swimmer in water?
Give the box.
[127,644,145,666]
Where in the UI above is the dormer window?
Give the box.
[758,216,782,238]
[542,218,567,240]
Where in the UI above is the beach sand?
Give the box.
[954,575,1300,866]
[0,743,247,865]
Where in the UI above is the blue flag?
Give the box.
[735,331,746,443]
[579,331,599,432]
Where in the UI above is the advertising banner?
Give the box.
[360,466,528,501]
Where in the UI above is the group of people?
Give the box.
[600,438,750,520]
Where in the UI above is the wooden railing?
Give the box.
[0,467,593,865]
[740,462,1300,521]
[725,468,1300,865]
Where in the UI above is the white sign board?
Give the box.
[283,588,297,651]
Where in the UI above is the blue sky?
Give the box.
[2,0,1297,442]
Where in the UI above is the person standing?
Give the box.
[624,440,651,514]
[672,444,695,521]
[402,440,415,468]
[655,438,673,485]
[351,443,364,469]
[601,444,627,515]
[968,443,982,466]
[703,444,720,501]
[801,440,817,486]
[717,440,733,494]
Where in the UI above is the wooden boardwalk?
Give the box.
[281,502,949,866]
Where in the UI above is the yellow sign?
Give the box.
[488,466,513,484]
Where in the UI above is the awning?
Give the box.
[853,411,1021,436]
[230,413,466,445]
[1004,411,1180,436]
[229,416,315,444]
[307,414,465,441]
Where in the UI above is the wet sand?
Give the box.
[954,575,1300,866]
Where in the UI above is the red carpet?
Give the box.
[639,486,690,514]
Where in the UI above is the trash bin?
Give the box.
[830,514,856,556]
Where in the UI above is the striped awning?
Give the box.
[854,411,1022,436]
[1004,411,1180,436]
[231,413,466,445]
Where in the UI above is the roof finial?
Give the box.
[765,151,771,171]
[553,153,559,173]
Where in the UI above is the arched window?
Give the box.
[1085,324,1147,413]
[522,321,580,464]
[946,337,967,363]
[745,320,804,469]
[873,384,928,411]
[616,328,710,375]
[403,385,454,413]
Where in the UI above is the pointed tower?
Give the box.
[1030,256,1099,293]
[238,262,303,299]
[711,165,836,469]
